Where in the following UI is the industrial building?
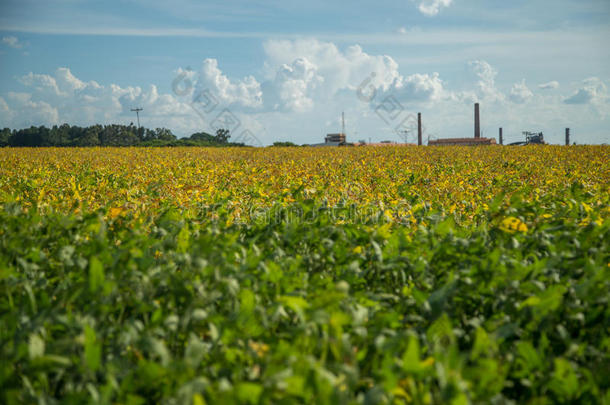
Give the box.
[428,103,497,146]
[311,112,348,146]
[324,133,346,144]
[428,137,497,146]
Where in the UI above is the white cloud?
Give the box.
[19,72,63,96]
[468,60,505,102]
[564,77,608,105]
[509,80,534,104]
[2,36,23,49]
[197,59,262,108]
[538,81,559,90]
[6,92,58,126]
[2,40,609,144]
[263,57,324,112]
[386,72,446,103]
[263,39,400,95]
[6,68,199,134]
[55,67,87,93]
[416,0,453,16]
[0,96,12,124]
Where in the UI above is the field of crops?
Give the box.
[1,145,609,404]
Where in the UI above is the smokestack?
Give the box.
[565,128,570,146]
[474,103,480,138]
[499,128,503,145]
[417,113,422,146]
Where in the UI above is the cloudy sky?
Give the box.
[1,0,609,145]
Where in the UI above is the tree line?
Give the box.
[0,124,245,147]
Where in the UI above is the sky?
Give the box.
[0,0,609,145]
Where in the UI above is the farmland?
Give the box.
[0,145,609,404]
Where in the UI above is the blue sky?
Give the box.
[1,0,609,144]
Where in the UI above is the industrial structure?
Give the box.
[428,137,497,146]
[312,112,348,146]
[508,131,546,145]
[428,103,497,146]
[324,133,346,145]
[524,131,545,144]
[418,112,422,146]
[308,106,572,147]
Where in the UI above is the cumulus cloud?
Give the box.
[538,81,559,90]
[3,40,608,144]
[5,67,198,133]
[509,80,534,104]
[468,60,505,102]
[6,92,59,126]
[416,0,453,16]
[2,36,23,49]
[263,57,324,112]
[386,72,446,103]
[197,59,262,108]
[19,72,64,96]
[564,77,608,105]
[263,40,400,95]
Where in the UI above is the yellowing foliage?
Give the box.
[0,146,608,226]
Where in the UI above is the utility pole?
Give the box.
[565,128,570,146]
[499,128,503,145]
[131,108,143,129]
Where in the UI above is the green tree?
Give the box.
[0,128,12,146]
[76,125,102,146]
[190,132,216,142]
[215,128,231,144]
[272,141,297,147]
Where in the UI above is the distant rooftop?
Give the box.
[428,137,497,146]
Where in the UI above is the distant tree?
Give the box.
[0,124,252,147]
[153,128,176,141]
[272,141,297,147]
[215,128,231,144]
[9,126,44,146]
[0,128,11,146]
[99,124,139,146]
[76,125,102,146]
[54,123,72,146]
[190,131,216,142]
[143,127,176,142]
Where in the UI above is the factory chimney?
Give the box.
[565,128,570,146]
[418,112,422,146]
[499,128,503,145]
[474,103,480,138]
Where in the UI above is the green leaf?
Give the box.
[176,224,190,253]
[28,334,45,359]
[89,256,105,293]
[549,358,579,400]
[402,336,421,373]
[236,382,263,404]
[84,325,101,371]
